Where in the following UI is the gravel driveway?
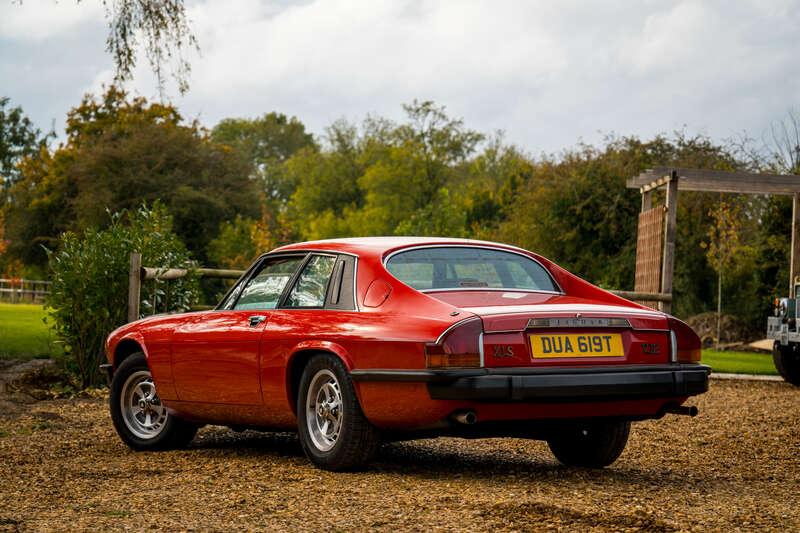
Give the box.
[1,380,798,532]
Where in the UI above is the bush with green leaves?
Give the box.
[46,204,198,387]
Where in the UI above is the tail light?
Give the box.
[425,318,483,368]
[667,316,701,363]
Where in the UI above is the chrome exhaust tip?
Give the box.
[452,410,477,425]
[663,404,698,417]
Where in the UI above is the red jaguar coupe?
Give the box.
[104,237,708,470]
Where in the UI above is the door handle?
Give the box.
[248,315,267,327]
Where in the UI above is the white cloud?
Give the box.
[2,0,800,153]
[0,0,104,41]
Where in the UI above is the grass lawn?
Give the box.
[0,303,62,360]
[701,349,778,375]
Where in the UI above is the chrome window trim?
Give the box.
[216,251,309,311]
[352,256,360,312]
[422,287,563,295]
[382,244,564,296]
[225,249,360,312]
[669,330,678,363]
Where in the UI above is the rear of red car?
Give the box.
[372,244,708,425]
[422,306,706,408]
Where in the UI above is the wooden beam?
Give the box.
[127,252,142,323]
[198,268,246,279]
[141,266,245,280]
[609,290,672,303]
[660,173,678,314]
[792,194,800,297]
[141,267,188,281]
[628,167,800,195]
[641,190,653,211]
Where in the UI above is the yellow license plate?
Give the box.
[529,333,624,358]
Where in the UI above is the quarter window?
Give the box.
[233,256,305,310]
[285,255,337,308]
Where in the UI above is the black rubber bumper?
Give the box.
[350,364,710,402]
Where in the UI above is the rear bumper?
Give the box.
[350,364,710,402]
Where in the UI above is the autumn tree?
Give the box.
[3,87,258,266]
[203,113,318,266]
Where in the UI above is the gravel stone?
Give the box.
[0,380,797,532]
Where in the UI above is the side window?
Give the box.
[284,255,337,308]
[233,256,305,310]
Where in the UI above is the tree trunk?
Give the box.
[716,270,722,351]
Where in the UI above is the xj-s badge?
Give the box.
[641,343,661,355]
[493,345,514,358]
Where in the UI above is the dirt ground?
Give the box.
[1,379,798,532]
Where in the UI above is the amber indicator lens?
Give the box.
[425,351,481,368]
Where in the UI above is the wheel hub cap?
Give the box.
[120,370,169,439]
[305,369,344,452]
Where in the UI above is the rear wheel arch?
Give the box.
[286,348,355,416]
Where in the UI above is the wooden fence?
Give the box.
[0,278,51,304]
[127,252,245,322]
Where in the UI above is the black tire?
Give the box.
[546,420,630,468]
[297,353,380,471]
[110,352,198,451]
[773,342,800,386]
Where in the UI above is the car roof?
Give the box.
[270,236,530,259]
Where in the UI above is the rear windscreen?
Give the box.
[385,247,558,292]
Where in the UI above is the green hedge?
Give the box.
[46,204,198,387]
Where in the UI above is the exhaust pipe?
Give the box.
[663,405,698,417]
[452,410,478,425]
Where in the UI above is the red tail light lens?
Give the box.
[668,316,702,363]
[425,318,483,368]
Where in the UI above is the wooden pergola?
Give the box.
[626,167,800,313]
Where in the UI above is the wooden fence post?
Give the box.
[660,171,678,314]
[128,252,142,323]
[791,193,800,297]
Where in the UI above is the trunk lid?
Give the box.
[430,291,670,368]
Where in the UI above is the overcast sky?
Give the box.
[1,0,798,154]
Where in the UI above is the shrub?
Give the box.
[46,204,198,387]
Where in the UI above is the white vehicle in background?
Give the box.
[767,279,800,385]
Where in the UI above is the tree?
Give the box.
[102,0,198,94]
[4,87,258,266]
[462,139,534,238]
[0,97,51,194]
[701,199,753,348]
[211,113,317,169]
[0,211,7,256]
[764,108,800,174]
[209,113,317,262]
[283,101,484,239]
[493,134,741,309]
